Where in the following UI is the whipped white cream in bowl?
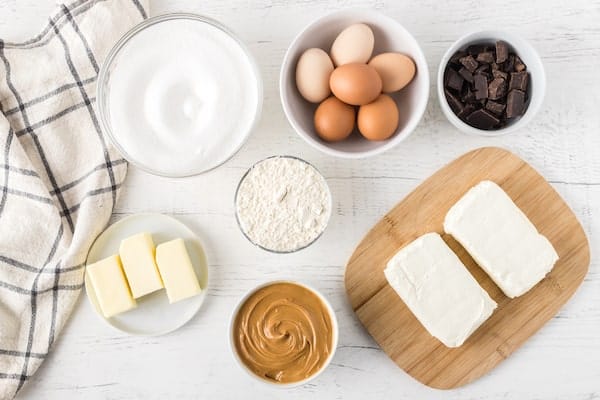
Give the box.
[97,13,262,177]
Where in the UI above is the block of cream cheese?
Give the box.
[444,181,559,298]
[87,255,136,318]
[119,233,164,298]
[155,239,202,303]
[384,233,497,348]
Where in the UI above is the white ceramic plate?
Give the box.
[85,213,209,336]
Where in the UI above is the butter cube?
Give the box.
[87,255,136,318]
[119,233,164,298]
[155,239,202,303]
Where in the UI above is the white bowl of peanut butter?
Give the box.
[229,280,339,387]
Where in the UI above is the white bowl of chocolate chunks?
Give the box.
[437,30,546,136]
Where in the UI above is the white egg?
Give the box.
[330,23,375,66]
[295,48,334,103]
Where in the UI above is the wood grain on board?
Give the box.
[344,147,590,389]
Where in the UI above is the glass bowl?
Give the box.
[234,156,332,254]
[97,13,263,177]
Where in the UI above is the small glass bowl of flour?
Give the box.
[235,156,332,253]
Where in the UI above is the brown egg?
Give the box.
[357,94,399,141]
[329,63,382,106]
[314,96,356,142]
[368,53,416,93]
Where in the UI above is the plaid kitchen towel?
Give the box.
[0,0,148,397]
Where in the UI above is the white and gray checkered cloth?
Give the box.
[0,0,148,397]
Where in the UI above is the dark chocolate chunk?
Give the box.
[474,74,488,99]
[467,44,489,56]
[509,71,528,91]
[506,89,526,118]
[496,41,509,63]
[458,67,474,83]
[445,89,464,114]
[485,100,506,116]
[514,56,526,72]
[459,55,478,73]
[491,62,500,71]
[457,104,476,120]
[466,109,500,130]
[445,68,464,91]
[476,51,495,63]
[475,63,490,74]
[461,87,476,104]
[504,55,515,73]
[449,50,468,65]
[475,67,491,82]
[488,77,507,100]
[492,69,508,80]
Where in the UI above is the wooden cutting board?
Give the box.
[344,147,589,389]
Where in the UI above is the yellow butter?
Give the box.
[119,233,164,298]
[87,255,136,318]
[155,239,202,303]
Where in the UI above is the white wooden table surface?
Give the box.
[1,0,599,398]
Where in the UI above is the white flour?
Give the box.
[235,157,331,252]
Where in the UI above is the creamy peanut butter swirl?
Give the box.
[233,282,334,384]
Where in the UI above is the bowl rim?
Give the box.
[228,279,339,388]
[279,8,430,159]
[233,155,332,253]
[96,12,263,178]
[436,29,546,137]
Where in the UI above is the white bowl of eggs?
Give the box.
[280,9,429,159]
